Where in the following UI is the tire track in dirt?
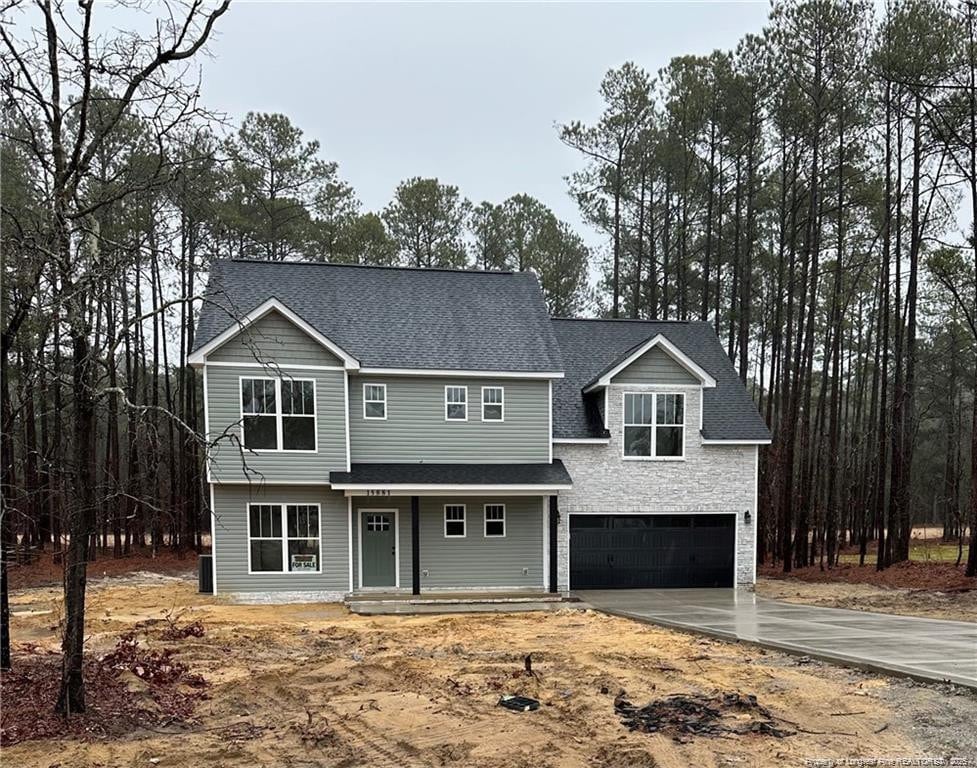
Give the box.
[325,706,423,768]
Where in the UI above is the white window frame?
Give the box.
[484,503,506,537]
[362,382,387,420]
[246,502,323,574]
[621,391,686,461]
[444,504,467,537]
[481,386,505,422]
[444,385,468,422]
[239,376,318,453]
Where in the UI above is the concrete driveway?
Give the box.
[579,588,977,689]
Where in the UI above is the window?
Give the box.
[282,380,316,450]
[366,514,390,531]
[241,377,316,451]
[241,378,278,450]
[363,383,387,420]
[481,386,504,421]
[445,386,467,421]
[623,392,685,459]
[248,503,321,572]
[444,504,466,537]
[484,504,505,537]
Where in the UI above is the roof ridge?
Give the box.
[222,257,516,276]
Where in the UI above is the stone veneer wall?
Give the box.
[554,384,758,590]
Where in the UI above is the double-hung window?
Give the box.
[484,504,505,537]
[623,392,685,459]
[248,503,321,572]
[445,386,467,421]
[363,383,387,420]
[481,386,504,421]
[241,377,316,451]
[444,504,466,537]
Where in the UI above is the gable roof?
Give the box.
[551,318,771,442]
[188,297,360,368]
[193,259,564,374]
[582,333,717,391]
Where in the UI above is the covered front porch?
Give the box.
[329,462,571,597]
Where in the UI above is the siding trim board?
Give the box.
[358,367,564,379]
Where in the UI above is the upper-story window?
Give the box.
[241,377,316,452]
[623,392,684,459]
[481,386,504,421]
[445,386,468,421]
[363,383,387,420]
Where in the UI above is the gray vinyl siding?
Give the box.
[351,495,544,590]
[611,346,699,385]
[208,310,344,366]
[206,364,347,482]
[212,485,349,594]
[349,376,550,463]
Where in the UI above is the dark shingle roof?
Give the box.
[551,318,770,442]
[193,259,563,373]
[329,462,572,487]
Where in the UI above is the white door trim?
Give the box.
[357,507,400,590]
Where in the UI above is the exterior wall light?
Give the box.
[744,510,752,524]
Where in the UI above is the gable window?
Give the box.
[363,383,387,420]
[248,503,321,573]
[241,377,317,451]
[484,504,505,537]
[481,386,504,422]
[623,392,685,459]
[445,386,467,421]
[444,504,466,537]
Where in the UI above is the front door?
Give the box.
[361,511,397,588]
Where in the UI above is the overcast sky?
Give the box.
[186,1,770,251]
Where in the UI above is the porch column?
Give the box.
[548,495,559,593]
[411,496,420,595]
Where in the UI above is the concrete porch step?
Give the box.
[345,591,577,615]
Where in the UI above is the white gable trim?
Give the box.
[188,298,360,370]
[582,334,716,392]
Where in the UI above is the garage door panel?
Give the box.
[569,514,734,589]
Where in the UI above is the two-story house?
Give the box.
[189,259,770,599]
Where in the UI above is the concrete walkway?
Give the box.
[579,588,977,689]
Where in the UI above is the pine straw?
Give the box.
[8,548,199,590]
[759,560,973,591]
[0,633,209,747]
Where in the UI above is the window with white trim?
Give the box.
[241,377,316,451]
[366,514,391,531]
[363,383,387,420]
[445,386,467,421]
[484,504,505,537]
[623,392,685,458]
[481,386,504,421]
[248,503,320,572]
[444,504,466,537]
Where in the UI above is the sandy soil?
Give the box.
[4,575,976,768]
[756,577,977,623]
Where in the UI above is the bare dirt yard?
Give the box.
[3,575,976,768]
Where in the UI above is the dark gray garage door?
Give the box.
[570,514,735,589]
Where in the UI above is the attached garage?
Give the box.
[569,514,735,589]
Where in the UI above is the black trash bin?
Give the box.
[198,553,213,594]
